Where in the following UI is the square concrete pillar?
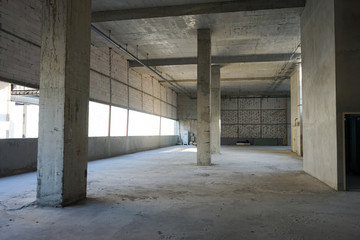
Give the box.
[211,65,221,154]
[197,29,211,166]
[37,0,91,206]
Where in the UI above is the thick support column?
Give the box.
[37,0,91,206]
[197,29,211,166]
[211,65,221,154]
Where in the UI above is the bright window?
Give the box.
[110,106,127,136]
[160,117,179,136]
[24,105,39,138]
[128,110,160,136]
[88,101,109,137]
[0,81,39,139]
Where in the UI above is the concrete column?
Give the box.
[197,29,211,166]
[211,65,221,154]
[37,0,91,206]
[22,105,27,138]
[290,65,302,156]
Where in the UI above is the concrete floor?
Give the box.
[0,146,359,240]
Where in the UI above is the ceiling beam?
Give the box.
[129,53,300,68]
[159,77,280,83]
[92,0,306,22]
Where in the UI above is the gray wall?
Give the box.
[0,138,38,176]
[334,0,360,190]
[301,0,338,189]
[0,136,178,177]
[88,136,178,161]
[301,0,360,190]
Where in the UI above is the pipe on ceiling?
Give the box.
[91,24,193,99]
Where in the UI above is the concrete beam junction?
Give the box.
[128,53,301,68]
[92,0,305,22]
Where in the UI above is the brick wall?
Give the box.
[221,97,289,145]
[177,95,290,145]
[89,46,177,119]
[0,0,177,119]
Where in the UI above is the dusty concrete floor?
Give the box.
[0,146,359,240]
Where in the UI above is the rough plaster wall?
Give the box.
[334,0,360,190]
[301,0,338,189]
[290,66,302,155]
[0,0,41,87]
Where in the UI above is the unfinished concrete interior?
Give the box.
[1,0,360,239]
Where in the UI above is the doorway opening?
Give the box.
[344,114,360,190]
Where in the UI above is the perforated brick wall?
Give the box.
[221,111,237,124]
[238,110,261,124]
[238,125,261,138]
[221,125,237,138]
[221,97,289,144]
[221,98,237,110]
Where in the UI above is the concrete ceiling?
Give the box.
[91,0,303,96]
